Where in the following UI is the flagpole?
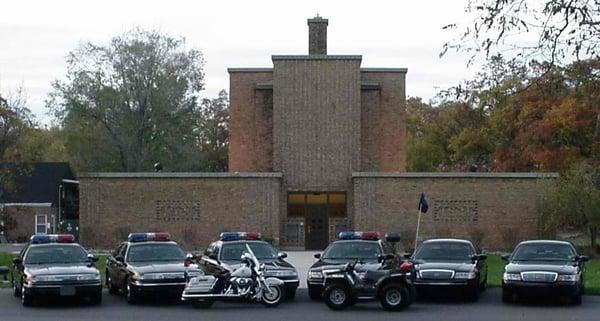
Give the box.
[414,203,422,251]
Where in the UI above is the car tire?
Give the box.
[91,291,103,305]
[21,284,33,307]
[323,283,351,310]
[467,286,480,302]
[501,289,512,304]
[380,283,410,311]
[308,285,322,301]
[571,292,582,305]
[125,282,138,304]
[106,272,119,295]
[192,299,214,309]
[13,279,20,297]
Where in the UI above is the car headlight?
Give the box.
[187,271,202,278]
[557,274,579,282]
[503,273,521,281]
[77,274,101,281]
[32,275,61,282]
[141,273,165,280]
[267,270,297,277]
[454,272,477,279]
[308,270,323,279]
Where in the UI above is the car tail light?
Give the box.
[399,261,413,272]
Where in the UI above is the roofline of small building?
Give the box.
[228,68,273,73]
[78,172,283,179]
[1,203,53,207]
[272,55,362,60]
[352,172,559,179]
[361,68,408,73]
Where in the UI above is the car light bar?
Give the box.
[219,232,262,241]
[128,232,171,242]
[338,231,380,240]
[30,234,75,244]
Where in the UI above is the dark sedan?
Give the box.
[11,234,102,306]
[411,238,487,301]
[502,240,587,304]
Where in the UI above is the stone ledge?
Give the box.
[79,172,283,179]
[227,68,273,73]
[352,172,559,179]
[272,55,362,60]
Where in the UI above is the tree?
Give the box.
[196,90,229,172]
[48,28,207,172]
[541,162,600,249]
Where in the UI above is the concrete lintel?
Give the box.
[79,172,283,179]
[352,172,559,179]
[1,203,53,207]
[255,81,273,90]
[361,81,381,90]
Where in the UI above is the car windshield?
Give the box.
[511,243,576,262]
[413,242,474,261]
[25,245,88,264]
[220,242,278,261]
[127,243,185,262]
[321,241,381,261]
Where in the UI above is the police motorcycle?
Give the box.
[320,232,415,311]
[182,238,285,308]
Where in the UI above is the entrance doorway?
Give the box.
[287,192,347,250]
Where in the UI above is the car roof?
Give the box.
[28,242,82,247]
[128,240,179,246]
[517,240,573,246]
[422,238,473,244]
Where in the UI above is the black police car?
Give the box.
[201,232,299,299]
[410,238,487,300]
[502,240,588,304]
[307,231,402,300]
[105,232,202,303]
[11,234,102,306]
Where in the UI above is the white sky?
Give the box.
[0,0,483,124]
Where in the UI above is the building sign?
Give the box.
[155,200,201,222]
[432,199,479,222]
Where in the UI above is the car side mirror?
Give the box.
[378,254,395,263]
[87,254,99,263]
[403,252,412,259]
[578,255,589,263]
[115,256,125,263]
[472,254,487,261]
[208,253,218,260]
[501,254,510,262]
[314,253,321,259]
[12,258,22,265]
[278,252,288,259]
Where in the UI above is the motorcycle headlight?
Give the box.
[454,271,477,279]
[308,270,323,279]
[503,273,521,281]
[557,274,579,282]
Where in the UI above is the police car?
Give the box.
[105,232,201,304]
[201,231,299,299]
[307,231,403,300]
[11,234,102,306]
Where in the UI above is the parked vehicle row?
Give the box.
[7,232,590,310]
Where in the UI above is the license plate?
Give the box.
[60,286,76,296]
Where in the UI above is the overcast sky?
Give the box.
[0,0,483,124]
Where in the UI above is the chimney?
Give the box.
[308,15,328,55]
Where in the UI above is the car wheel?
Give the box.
[501,289,512,304]
[308,285,322,301]
[21,284,33,307]
[91,291,103,305]
[106,272,119,295]
[261,285,284,307]
[125,282,138,304]
[571,292,582,305]
[192,299,214,309]
[467,286,479,302]
[323,283,351,310]
[380,283,410,311]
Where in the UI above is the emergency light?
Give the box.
[338,231,380,240]
[219,232,262,241]
[128,232,171,242]
[30,234,75,244]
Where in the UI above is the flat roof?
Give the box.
[79,172,283,179]
[361,68,408,73]
[353,172,559,179]
[227,68,273,73]
[272,55,362,60]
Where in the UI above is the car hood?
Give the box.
[414,261,475,272]
[505,261,578,274]
[128,261,200,274]
[221,259,296,271]
[309,259,380,272]
[25,263,99,276]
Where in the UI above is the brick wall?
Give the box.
[2,205,52,242]
[352,172,557,250]
[79,173,281,250]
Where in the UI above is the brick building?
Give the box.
[79,17,556,251]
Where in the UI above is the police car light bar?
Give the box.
[30,234,75,244]
[219,232,262,241]
[128,232,171,243]
[338,231,380,240]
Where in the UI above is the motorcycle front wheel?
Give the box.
[261,285,284,307]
